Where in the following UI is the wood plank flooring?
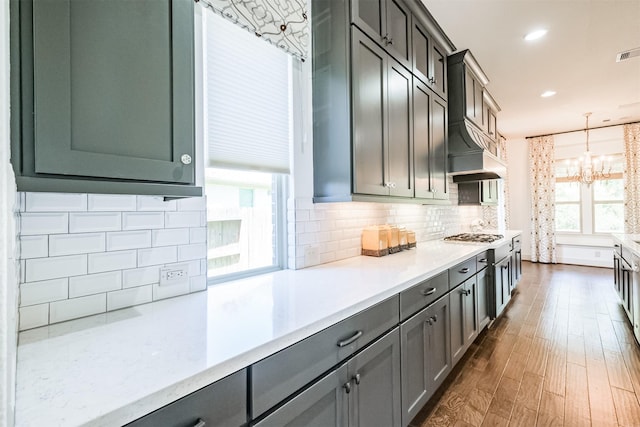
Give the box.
[410,262,640,427]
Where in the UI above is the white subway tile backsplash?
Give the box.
[152,228,189,247]
[69,212,122,233]
[177,243,207,262]
[177,197,206,211]
[88,194,137,211]
[107,285,153,311]
[26,193,87,212]
[20,278,68,306]
[49,233,105,256]
[165,211,201,228]
[189,275,207,292]
[19,235,48,259]
[123,266,160,288]
[152,281,190,301]
[50,294,106,324]
[20,212,68,236]
[189,227,207,244]
[19,304,50,330]
[69,271,122,298]
[136,196,177,211]
[88,250,137,273]
[138,246,177,267]
[106,230,152,251]
[25,254,87,282]
[122,212,165,230]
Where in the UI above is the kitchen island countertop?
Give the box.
[15,230,521,427]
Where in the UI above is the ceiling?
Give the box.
[422,0,640,139]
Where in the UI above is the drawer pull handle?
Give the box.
[459,267,469,273]
[344,382,352,394]
[192,419,206,427]
[478,258,487,263]
[431,315,438,323]
[460,289,471,296]
[421,287,437,296]
[337,330,363,347]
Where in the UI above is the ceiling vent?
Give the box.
[616,47,640,62]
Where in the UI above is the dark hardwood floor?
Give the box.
[410,261,640,427]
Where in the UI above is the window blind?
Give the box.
[206,13,291,174]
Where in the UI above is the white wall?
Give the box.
[1,0,18,422]
[507,125,625,267]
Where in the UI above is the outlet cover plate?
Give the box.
[160,263,190,286]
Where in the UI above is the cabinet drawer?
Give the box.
[126,370,246,427]
[251,295,399,418]
[512,235,522,251]
[400,270,448,321]
[476,251,489,272]
[449,258,476,287]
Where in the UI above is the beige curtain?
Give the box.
[624,123,640,233]
[528,135,557,263]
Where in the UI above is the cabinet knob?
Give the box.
[353,373,361,385]
[180,154,192,165]
[344,382,352,394]
[431,315,438,323]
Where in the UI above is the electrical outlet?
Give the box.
[160,264,190,286]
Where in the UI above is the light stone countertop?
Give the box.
[15,231,521,427]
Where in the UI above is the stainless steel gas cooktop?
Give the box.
[444,233,504,243]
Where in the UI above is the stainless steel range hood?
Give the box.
[448,120,507,183]
[447,49,507,183]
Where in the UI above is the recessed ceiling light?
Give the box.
[541,90,556,98]
[524,29,548,41]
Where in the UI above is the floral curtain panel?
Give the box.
[528,135,557,263]
[197,0,309,61]
[499,135,510,229]
[624,123,640,234]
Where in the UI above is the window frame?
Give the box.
[590,176,624,235]
[554,180,582,234]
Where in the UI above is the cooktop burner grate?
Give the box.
[444,233,504,243]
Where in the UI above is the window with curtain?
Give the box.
[204,11,291,282]
[554,155,624,235]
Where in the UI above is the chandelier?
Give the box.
[564,112,611,185]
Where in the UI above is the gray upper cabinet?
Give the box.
[351,0,412,70]
[352,30,414,198]
[411,20,447,100]
[10,0,200,197]
[312,0,454,204]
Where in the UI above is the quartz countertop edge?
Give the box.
[15,231,522,427]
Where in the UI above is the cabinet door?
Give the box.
[384,0,412,70]
[411,21,431,87]
[31,0,194,184]
[413,80,432,199]
[476,268,490,331]
[463,279,479,345]
[511,249,522,290]
[350,329,401,427]
[487,109,497,139]
[430,42,447,99]
[387,58,414,197]
[400,307,431,426]
[449,282,466,366]
[127,370,246,427]
[464,70,483,128]
[495,257,511,317]
[254,364,349,427]
[430,95,448,199]
[427,295,451,390]
[352,30,388,196]
[351,0,385,46]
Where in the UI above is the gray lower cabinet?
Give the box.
[126,370,247,427]
[494,255,512,318]
[450,278,478,366]
[400,294,450,427]
[10,0,200,197]
[511,236,523,291]
[255,328,402,427]
[476,267,491,331]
